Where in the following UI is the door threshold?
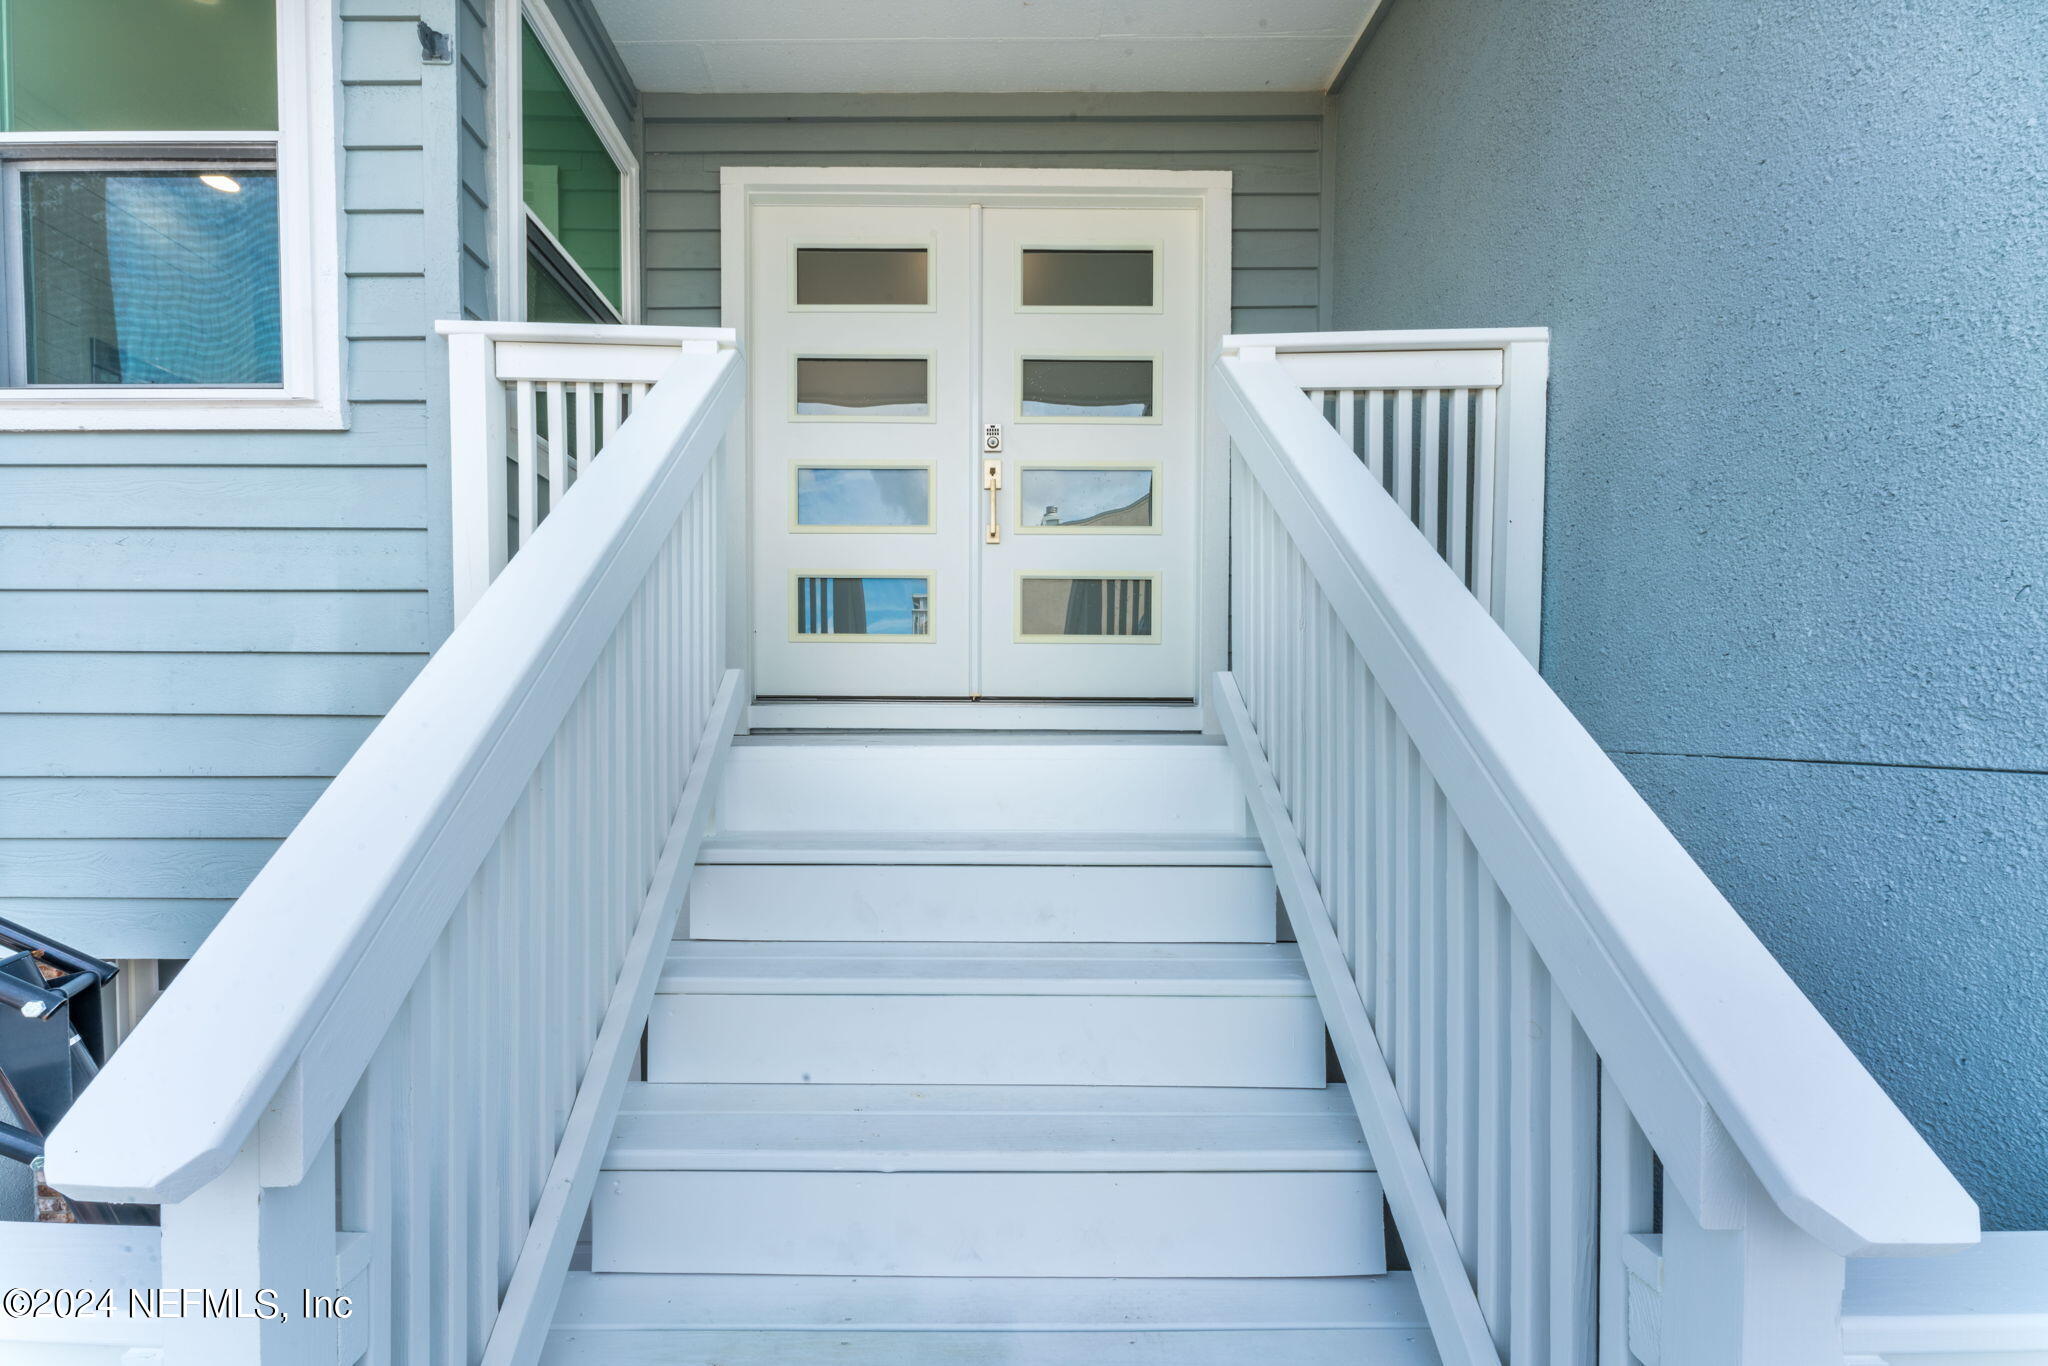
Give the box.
[746,699,1207,733]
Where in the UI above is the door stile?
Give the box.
[967,201,986,699]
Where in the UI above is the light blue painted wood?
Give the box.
[0,716,380,778]
[1,592,434,652]
[0,402,430,465]
[0,467,426,529]
[0,779,330,838]
[0,0,463,949]
[0,841,282,899]
[638,92,1329,334]
[0,654,424,715]
[0,900,229,959]
[0,529,428,589]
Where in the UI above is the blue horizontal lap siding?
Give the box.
[0,8,446,959]
[637,93,1329,333]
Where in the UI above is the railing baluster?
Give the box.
[1448,388,1472,589]
[1420,388,1443,553]
[545,381,569,521]
[1366,390,1387,485]
[575,381,597,485]
[514,379,539,551]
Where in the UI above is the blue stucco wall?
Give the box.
[1327,0,2047,1227]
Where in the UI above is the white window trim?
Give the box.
[494,0,641,324]
[0,0,345,432]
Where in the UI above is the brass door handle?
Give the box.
[983,458,1002,544]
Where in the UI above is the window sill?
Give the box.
[0,390,348,433]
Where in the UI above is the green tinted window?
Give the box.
[522,24,621,312]
[526,255,601,324]
[0,0,277,133]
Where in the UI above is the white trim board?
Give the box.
[721,166,1234,732]
[0,0,345,431]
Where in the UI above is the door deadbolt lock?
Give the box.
[982,423,1004,453]
[983,458,1003,544]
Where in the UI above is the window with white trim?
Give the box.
[0,0,342,429]
[504,3,636,325]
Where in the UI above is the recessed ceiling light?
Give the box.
[199,174,242,193]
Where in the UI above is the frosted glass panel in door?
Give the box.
[1020,249,1154,308]
[1020,359,1154,418]
[796,248,929,306]
[796,357,931,417]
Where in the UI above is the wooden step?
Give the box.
[715,736,1251,837]
[688,862,1278,942]
[589,1083,1385,1278]
[646,942,1326,1087]
[607,1082,1372,1171]
[541,1326,1439,1365]
[694,831,1269,865]
[549,1270,1432,1333]
[545,1271,1437,1364]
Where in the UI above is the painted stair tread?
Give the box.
[550,1271,1430,1333]
[606,1082,1371,1171]
[659,940,1314,995]
[695,831,1271,865]
[540,1327,1441,1365]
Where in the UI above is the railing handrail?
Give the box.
[47,331,744,1204]
[1214,335,1976,1257]
[1232,326,1552,354]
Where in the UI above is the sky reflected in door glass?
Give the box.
[1019,468,1153,528]
[796,467,931,527]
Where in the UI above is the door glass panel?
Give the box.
[795,575,932,637]
[795,467,932,528]
[1019,577,1156,639]
[21,169,282,385]
[0,0,277,133]
[1020,359,1153,419]
[796,248,928,307]
[1019,468,1154,529]
[1020,249,1153,308]
[796,357,930,417]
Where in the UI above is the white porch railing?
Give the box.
[440,321,735,620]
[1212,331,1977,1365]
[1261,328,1549,662]
[42,327,746,1365]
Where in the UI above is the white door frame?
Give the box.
[719,166,1233,731]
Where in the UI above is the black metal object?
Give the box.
[0,918,150,1225]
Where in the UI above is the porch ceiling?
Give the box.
[592,0,1372,95]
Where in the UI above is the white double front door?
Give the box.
[748,199,1204,700]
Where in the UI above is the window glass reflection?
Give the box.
[796,467,932,527]
[22,169,282,385]
[796,576,932,637]
[1019,577,1155,638]
[1019,468,1153,529]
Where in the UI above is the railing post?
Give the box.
[447,328,509,623]
[1648,1165,1847,1365]
[1492,337,1548,664]
[157,1137,341,1366]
